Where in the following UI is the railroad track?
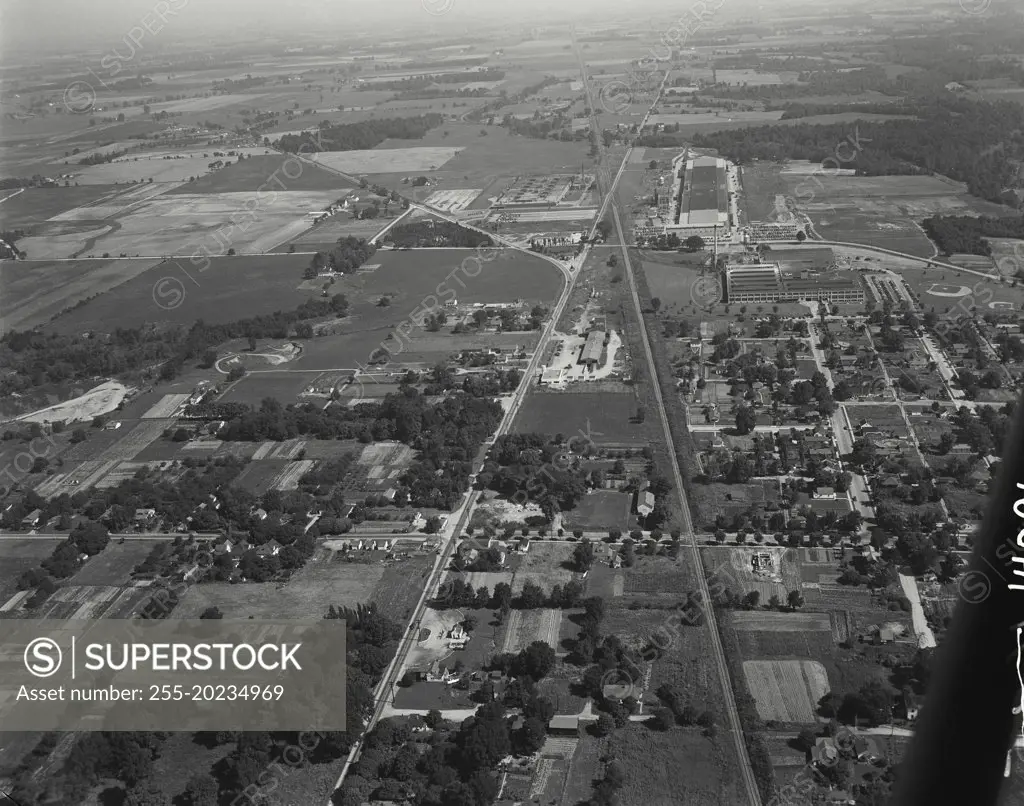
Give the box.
[569,23,763,806]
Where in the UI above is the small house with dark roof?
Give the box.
[548,715,582,736]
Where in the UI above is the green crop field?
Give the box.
[0,185,123,228]
[514,390,653,444]
[49,253,320,332]
[165,154,356,195]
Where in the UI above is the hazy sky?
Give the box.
[0,0,978,64]
[0,0,763,60]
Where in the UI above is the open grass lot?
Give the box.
[648,110,785,127]
[172,549,397,619]
[365,124,594,189]
[619,554,696,604]
[369,554,433,623]
[219,371,314,407]
[790,173,1014,257]
[742,659,831,723]
[732,611,832,632]
[562,490,632,531]
[68,539,165,586]
[513,542,579,594]
[900,264,1024,315]
[164,153,354,194]
[49,253,319,332]
[741,162,1017,257]
[605,724,743,806]
[230,458,291,495]
[0,539,62,606]
[639,254,713,310]
[315,147,465,174]
[277,213,388,251]
[514,391,653,445]
[0,257,163,332]
[0,185,122,228]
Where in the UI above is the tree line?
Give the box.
[276,115,443,153]
[690,96,1024,205]
[922,214,1024,256]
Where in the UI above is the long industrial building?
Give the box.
[661,154,735,244]
[726,263,865,305]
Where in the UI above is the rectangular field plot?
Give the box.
[732,611,832,632]
[512,543,579,594]
[562,490,632,531]
[356,441,416,466]
[514,391,653,446]
[171,552,391,619]
[141,394,189,419]
[501,608,563,653]
[315,147,464,173]
[274,459,315,490]
[231,459,289,495]
[50,254,324,333]
[69,540,169,586]
[37,585,146,619]
[220,373,313,407]
[252,439,307,460]
[0,257,165,332]
[742,660,830,723]
[605,723,744,805]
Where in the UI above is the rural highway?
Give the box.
[326,147,607,806]
[327,29,672,802]
[570,29,763,806]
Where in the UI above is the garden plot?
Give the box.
[36,458,120,498]
[732,611,832,632]
[742,660,830,723]
[314,147,464,174]
[274,460,315,490]
[356,441,416,466]
[141,393,189,419]
[252,440,307,460]
[501,608,562,653]
[36,585,144,620]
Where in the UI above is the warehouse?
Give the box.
[579,330,605,368]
